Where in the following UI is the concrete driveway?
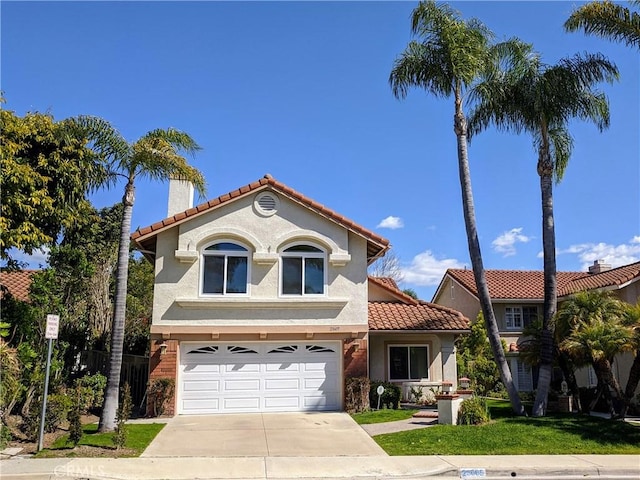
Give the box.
[140,412,386,457]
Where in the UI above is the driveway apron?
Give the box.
[141,412,386,457]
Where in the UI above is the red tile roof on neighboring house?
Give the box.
[442,261,640,300]
[132,174,389,261]
[561,261,640,296]
[0,270,37,302]
[368,276,469,331]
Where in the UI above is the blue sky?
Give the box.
[3,1,638,301]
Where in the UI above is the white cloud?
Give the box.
[3,247,50,268]
[557,237,640,270]
[492,227,532,257]
[401,250,465,287]
[377,216,404,230]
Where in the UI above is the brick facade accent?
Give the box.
[343,338,368,379]
[147,339,178,417]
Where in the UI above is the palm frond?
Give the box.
[546,125,573,182]
[565,0,640,50]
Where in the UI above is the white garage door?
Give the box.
[179,341,341,414]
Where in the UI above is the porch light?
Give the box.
[459,377,470,389]
[442,381,453,394]
[158,341,168,355]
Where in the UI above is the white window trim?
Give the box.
[200,239,251,297]
[387,344,430,382]
[505,306,523,330]
[279,242,327,297]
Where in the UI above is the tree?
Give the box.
[468,46,618,416]
[72,117,206,431]
[0,107,107,265]
[389,0,524,414]
[621,301,640,416]
[557,291,634,417]
[368,250,404,283]
[565,0,640,50]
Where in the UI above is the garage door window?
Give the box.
[202,241,249,295]
[280,244,326,295]
[388,345,429,381]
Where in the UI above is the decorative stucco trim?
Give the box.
[329,253,351,267]
[274,229,350,264]
[181,227,265,254]
[252,252,279,265]
[175,297,349,309]
[174,250,198,263]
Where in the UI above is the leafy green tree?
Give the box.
[72,116,206,432]
[0,107,107,265]
[124,256,154,355]
[389,0,524,414]
[565,0,640,50]
[557,291,634,417]
[468,45,618,416]
[621,302,640,415]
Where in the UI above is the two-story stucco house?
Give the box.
[132,175,469,415]
[432,261,640,393]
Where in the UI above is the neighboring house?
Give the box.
[432,261,640,393]
[131,174,469,415]
[0,269,37,302]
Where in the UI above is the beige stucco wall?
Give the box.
[368,332,458,386]
[151,189,369,329]
[433,277,481,323]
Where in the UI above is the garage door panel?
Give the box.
[180,341,341,414]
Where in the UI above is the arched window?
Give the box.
[201,241,249,295]
[280,244,325,295]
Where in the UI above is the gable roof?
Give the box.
[368,277,469,332]
[132,174,389,262]
[437,261,640,301]
[0,270,37,302]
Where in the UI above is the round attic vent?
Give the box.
[254,192,279,216]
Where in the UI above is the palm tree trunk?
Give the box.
[453,87,524,415]
[557,350,583,413]
[622,353,640,418]
[593,358,624,418]
[533,147,557,417]
[99,181,134,432]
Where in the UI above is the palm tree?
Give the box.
[557,291,633,417]
[389,0,524,415]
[621,301,640,416]
[72,117,206,431]
[565,0,640,50]
[468,46,618,416]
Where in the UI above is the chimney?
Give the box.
[588,259,612,274]
[167,178,194,217]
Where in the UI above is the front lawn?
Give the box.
[37,423,165,458]
[351,408,419,425]
[371,400,640,455]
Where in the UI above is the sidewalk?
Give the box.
[1,454,638,479]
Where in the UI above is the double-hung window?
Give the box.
[388,345,429,381]
[201,242,249,295]
[505,306,538,330]
[280,244,325,295]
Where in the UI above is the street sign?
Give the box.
[376,385,384,395]
[45,314,59,339]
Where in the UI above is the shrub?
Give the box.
[457,396,491,425]
[67,388,83,446]
[74,373,107,413]
[113,383,132,449]
[345,377,370,413]
[147,378,175,417]
[369,381,401,410]
[23,391,73,440]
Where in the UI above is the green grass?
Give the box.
[351,408,419,424]
[38,423,165,457]
[372,400,640,455]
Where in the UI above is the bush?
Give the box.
[23,391,73,440]
[67,388,83,446]
[457,396,491,425]
[369,381,401,410]
[113,383,132,449]
[345,377,370,413]
[147,378,175,417]
[74,373,107,413]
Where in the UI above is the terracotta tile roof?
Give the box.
[560,261,640,296]
[132,174,389,261]
[445,262,640,300]
[0,270,37,302]
[369,301,469,331]
[368,276,418,305]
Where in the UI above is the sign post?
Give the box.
[376,385,385,410]
[37,314,59,452]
